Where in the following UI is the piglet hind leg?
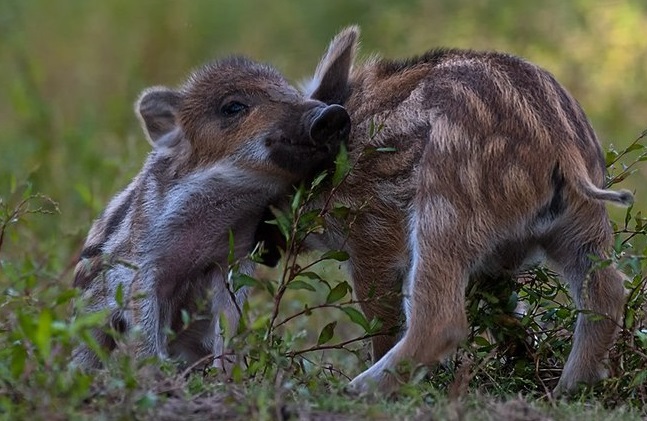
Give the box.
[545,205,626,396]
[348,209,473,395]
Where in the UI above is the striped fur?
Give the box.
[304,27,632,396]
[72,56,350,370]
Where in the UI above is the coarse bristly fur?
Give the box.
[302,26,633,396]
[72,56,350,371]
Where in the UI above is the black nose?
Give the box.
[309,104,351,144]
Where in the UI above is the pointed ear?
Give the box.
[135,86,183,148]
[304,26,359,104]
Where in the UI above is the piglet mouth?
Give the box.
[266,136,327,151]
[264,104,350,176]
[266,104,350,150]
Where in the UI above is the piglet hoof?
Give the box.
[552,379,593,399]
[344,374,374,396]
[345,363,401,396]
[552,382,585,400]
[553,361,608,399]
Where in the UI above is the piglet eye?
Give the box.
[220,101,248,116]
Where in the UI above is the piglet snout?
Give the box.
[309,104,351,145]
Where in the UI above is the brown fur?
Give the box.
[72,56,350,369]
[303,27,632,395]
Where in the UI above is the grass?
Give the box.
[1,1,647,419]
[1,138,646,420]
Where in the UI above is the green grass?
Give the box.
[2,149,646,420]
[1,1,647,419]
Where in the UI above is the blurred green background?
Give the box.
[1,0,646,272]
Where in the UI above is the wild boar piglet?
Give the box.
[301,26,632,396]
[72,56,350,369]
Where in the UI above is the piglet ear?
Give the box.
[303,26,359,104]
[135,86,183,148]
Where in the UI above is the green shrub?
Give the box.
[1,132,646,418]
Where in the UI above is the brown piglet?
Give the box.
[302,27,632,396]
[72,56,350,370]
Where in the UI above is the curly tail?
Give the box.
[560,149,634,207]
[577,178,633,207]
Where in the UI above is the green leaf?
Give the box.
[317,321,337,345]
[368,119,385,138]
[332,143,350,186]
[605,149,619,166]
[320,249,349,262]
[231,364,244,383]
[310,171,329,190]
[286,280,317,292]
[625,143,645,153]
[298,209,325,234]
[84,332,109,363]
[296,271,322,281]
[232,273,261,292]
[473,336,491,347]
[54,289,78,306]
[624,205,633,227]
[265,281,276,297]
[251,314,270,330]
[634,211,643,230]
[295,271,332,289]
[625,308,635,329]
[505,291,519,313]
[342,307,370,331]
[71,309,109,330]
[368,317,383,333]
[636,330,647,348]
[480,292,499,304]
[291,183,305,213]
[115,282,125,307]
[35,308,53,359]
[330,204,351,220]
[10,345,27,378]
[268,208,292,240]
[181,309,190,328]
[17,311,35,340]
[136,391,159,410]
[614,233,624,254]
[326,281,349,303]
[376,147,396,153]
[629,369,647,389]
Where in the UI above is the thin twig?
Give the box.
[287,333,380,357]
[607,128,647,168]
[275,299,371,328]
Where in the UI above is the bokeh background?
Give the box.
[1,0,646,269]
